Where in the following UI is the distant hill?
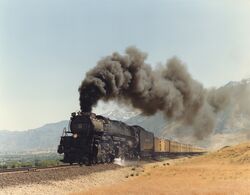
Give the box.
[0,121,68,153]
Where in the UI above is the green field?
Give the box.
[0,153,64,169]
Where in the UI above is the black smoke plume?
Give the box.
[79,47,229,139]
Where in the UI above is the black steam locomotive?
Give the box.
[57,112,154,165]
[58,112,205,165]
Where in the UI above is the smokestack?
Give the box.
[78,47,230,139]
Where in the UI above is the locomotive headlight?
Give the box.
[128,140,133,147]
[73,134,78,139]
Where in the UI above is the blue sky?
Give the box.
[1,0,250,130]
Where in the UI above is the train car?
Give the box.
[154,138,171,153]
[154,137,161,152]
[170,141,181,153]
[178,142,182,153]
[181,143,188,153]
[164,139,170,152]
[160,139,168,152]
[136,126,154,157]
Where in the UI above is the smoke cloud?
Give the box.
[79,47,231,139]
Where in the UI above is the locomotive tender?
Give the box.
[58,112,204,165]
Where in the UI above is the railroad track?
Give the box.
[0,164,78,174]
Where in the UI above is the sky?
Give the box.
[0,0,250,130]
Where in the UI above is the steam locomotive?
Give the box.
[58,112,204,165]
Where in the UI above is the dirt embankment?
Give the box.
[74,142,250,195]
[202,142,250,164]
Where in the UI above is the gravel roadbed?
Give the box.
[0,164,120,188]
[0,166,135,195]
